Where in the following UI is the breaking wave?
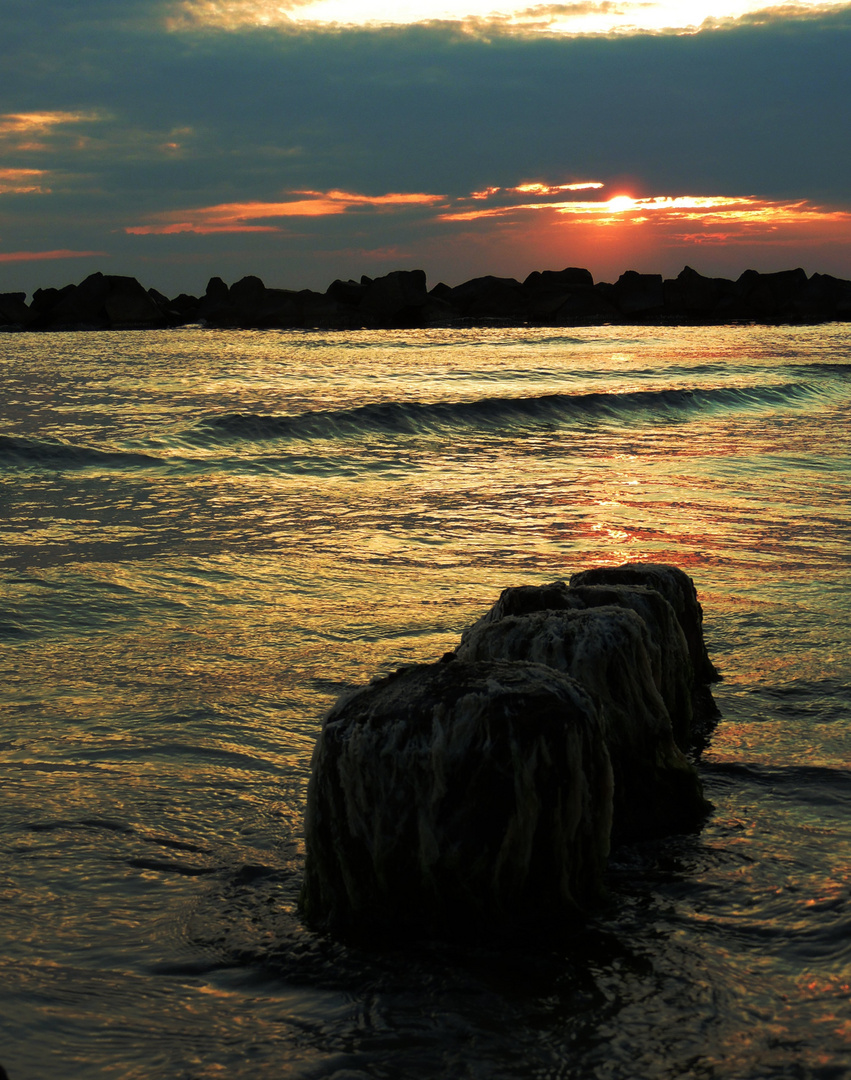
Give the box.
[200,381,826,443]
[0,434,164,470]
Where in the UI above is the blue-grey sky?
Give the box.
[2,0,850,297]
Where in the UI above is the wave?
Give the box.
[0,434,164,470]
[199,381,827,443]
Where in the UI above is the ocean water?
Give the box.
[1,323,849,1079]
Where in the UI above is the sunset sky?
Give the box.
[1,0,850,297]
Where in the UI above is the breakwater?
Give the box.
[2,264,850,331]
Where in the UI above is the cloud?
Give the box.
[125,189,448,233]
[0,168,52,195]
[0,249,108,263]
[0,110,104,136]
[0,1,849,295]
[166,0,851,35]
[438,189,851,231]
[122,179,851,269]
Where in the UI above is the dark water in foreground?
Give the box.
[1,324,850,1078]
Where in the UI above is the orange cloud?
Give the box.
[0,168,51,195]
[425,186,851,282]
[439,189,851,235]
[125,188,447,234]
[0,111,102,136]
[508,181,605,195]
[0,249,108,263]
[123,177,851,282]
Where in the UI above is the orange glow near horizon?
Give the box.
[436,188,851,233]
[121,179,851,277]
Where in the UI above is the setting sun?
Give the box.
[605,196,638,214]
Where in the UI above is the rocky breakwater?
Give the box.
[3,264,851,331]
[301,563,719,941]
[0,272,179,331]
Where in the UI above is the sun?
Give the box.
[606,195,638,213]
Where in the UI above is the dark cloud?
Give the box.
[1,3,849,294]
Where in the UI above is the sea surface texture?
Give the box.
[1,324,850,1079]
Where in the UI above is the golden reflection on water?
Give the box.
[1,324,850,1079]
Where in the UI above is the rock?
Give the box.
[196,275,305,328]
[712,268,809,322]
[168,292,201,322]
[25,273,167,329]
[197,276,230,324]
[569,563,720,685]
[0,292,32,327]
[102,276,167,328]
[359,269,429,328]
[29,284,69,320]
[298,288,357,329]
[662,266,734,321]
[564,584,697,748]
[458,577,699,749]
[326,278,368,307]
[229,274,267,312]
[43,272,112,327]
[259,288,304,328]
[609,271,665,319]
[523,267,594,290]
[793,273,851,322]
[428,281,453,301]
[522,268,595,321]
[446,275,527,321]
[552,287,620,325]
[8,265,851,331]
[460,581,585,630]
[455,607,710,842]
[301,658,614,940]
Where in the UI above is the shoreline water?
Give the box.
[1,322,849,1079]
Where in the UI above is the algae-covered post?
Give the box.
[301,659,614,940]
[301,563,720,941]
[455,606,710,843]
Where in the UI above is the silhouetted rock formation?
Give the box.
[0,292,32,328]
[5,264,850,331]
[301,562,718,941]
[21,272,173,330]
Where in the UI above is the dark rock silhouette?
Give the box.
[302,562,718,940]
[604,271,665,318]
[5,265,850,331]
[446,275,527,321]
[359,268,430,327]
[0,291,33,328]
[663,266,734,320]
[23,272,169,330]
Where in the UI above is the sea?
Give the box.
[1,322,849,1080]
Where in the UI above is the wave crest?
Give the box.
[200,382,822,443]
